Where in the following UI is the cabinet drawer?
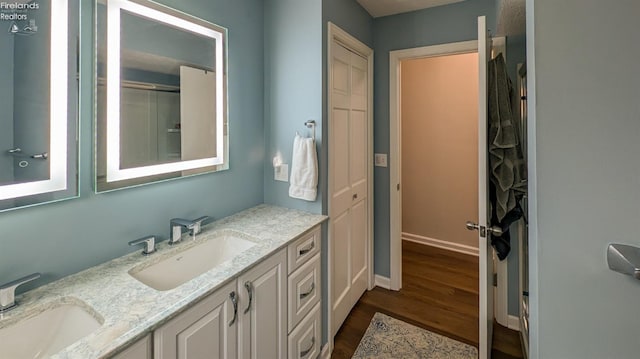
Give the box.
[287,226,320,274]
[288,303,321,359]
[288,253,321,332]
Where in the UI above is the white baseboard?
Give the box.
[402,232,479,257]
[320,343,331,359]
[508,315,521,331]
[374,274,391,289]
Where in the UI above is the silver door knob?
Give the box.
[465,221,480,231]
[487,226,503,236]
[466,221,503,237]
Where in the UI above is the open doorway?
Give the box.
[401,53,480,258]
[400,49,484,346]
[387,31,523,358]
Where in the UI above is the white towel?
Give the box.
[289,134,318,201]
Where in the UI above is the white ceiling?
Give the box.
[356,0,466,18]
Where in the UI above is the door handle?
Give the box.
[299,282,315,300]
[487,226,503,236]
[299,242,315,256]
[228,291,238,326]
[465,221,503,237]
[607,244,640,279]
[243,281,253,314]
[465,221,480,231]
[300,337,315,358]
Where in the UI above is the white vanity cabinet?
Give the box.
[152,250,287,359]
[153,281,238,359]
[111,334,152,359]
[287,226,322,359]
[147,225,322,359]
[237,250,287,359]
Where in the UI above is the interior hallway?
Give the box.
[331,240,523,358]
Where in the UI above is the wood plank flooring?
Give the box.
[331,240,523,359]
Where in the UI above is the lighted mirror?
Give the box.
[95,0,228,192]
[0,0,79,211]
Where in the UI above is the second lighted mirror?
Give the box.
[95,0,228,192]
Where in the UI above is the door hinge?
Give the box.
[397,183,400,191]
[493,273,498,287]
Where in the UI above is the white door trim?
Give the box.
[389,39,479,291]
[388,37,510,319]
[327,21,374,354]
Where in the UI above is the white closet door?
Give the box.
[330,41,369,337]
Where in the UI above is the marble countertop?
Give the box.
[0,205,327,358]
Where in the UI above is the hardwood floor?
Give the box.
[331,240,523,359]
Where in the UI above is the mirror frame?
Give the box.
[102,0,226,184]
[0,0,72,202]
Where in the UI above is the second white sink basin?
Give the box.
[130,230,257,291]
[0,301,103,359]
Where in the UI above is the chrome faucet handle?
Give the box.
[169,216,213,244]
[0,273,41,313]
[128,236,157,256]
[191,216,213,235]
[169,218,195,245]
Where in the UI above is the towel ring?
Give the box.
[304,120,316,141]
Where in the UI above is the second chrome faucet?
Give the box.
[169,216,212,245]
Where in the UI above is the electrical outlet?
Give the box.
[274,164,288,182]
[374,153,388,167]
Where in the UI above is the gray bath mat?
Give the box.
[352,312,478,359]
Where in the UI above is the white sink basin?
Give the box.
[130,230,257,291]
[0,302,103,359]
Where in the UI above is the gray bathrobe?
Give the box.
[488,53,526,223]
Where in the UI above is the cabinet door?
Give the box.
[110,334,152,359]
[237,250,287,359]
[154,281,237,359]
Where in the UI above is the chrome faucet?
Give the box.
[0,273,41,313]
[128,235,157,255]
[169,216,212,245]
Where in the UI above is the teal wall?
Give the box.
[529,0,640,356]
[263,0,322,214]
[372,0,496,277]
[0,0,266,290]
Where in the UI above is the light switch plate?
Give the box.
[274,164,288,182]
[374,153,388,167]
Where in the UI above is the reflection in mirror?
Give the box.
[95,0,228,192]
[0,0,79,211]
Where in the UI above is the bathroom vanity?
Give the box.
[0,205,326,358]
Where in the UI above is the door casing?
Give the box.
[326,21,374,356]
